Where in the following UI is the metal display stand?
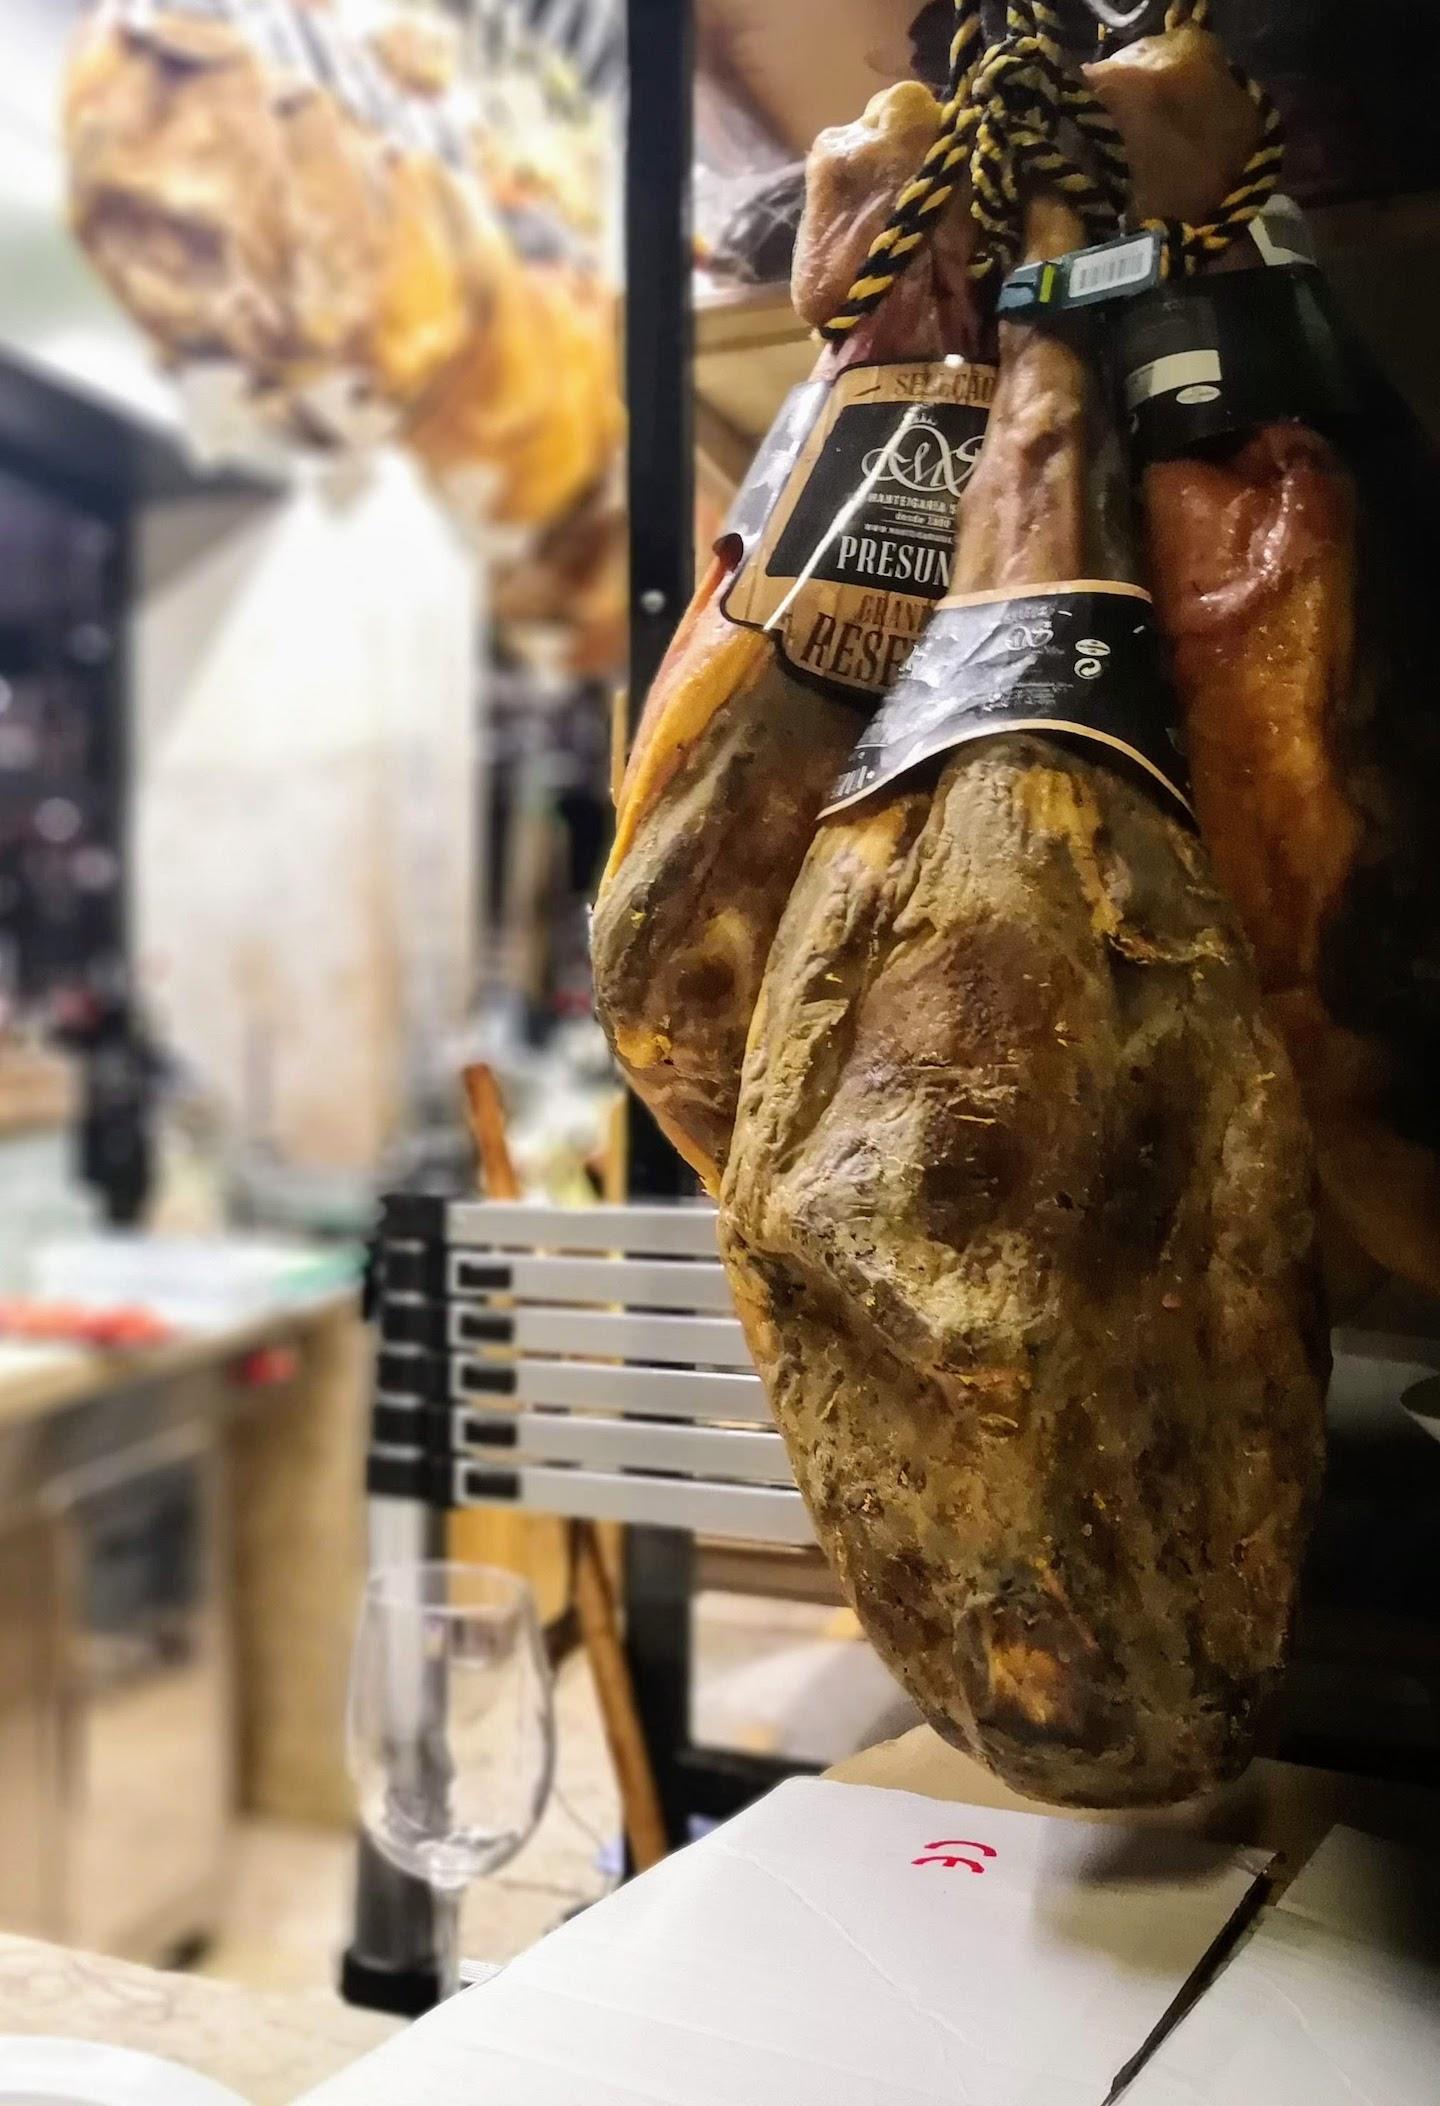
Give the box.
[614,0,822,1846]
[622,0,698,1209]
[342,1192,817,2011]
[369,1195,820,1844]
[366,1196,807,1548]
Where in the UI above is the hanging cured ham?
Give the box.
[63,2,496,436]
[591,80,991,1190]
[720,184,1327,1808]
[1091,21,1440,1298]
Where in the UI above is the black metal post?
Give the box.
[339,1485,449,2016]
[623,1525,697,1846]
[624,0,696,1202]
[617,0,706,1859]
[341,1831,445,2019]
[625,0,695,715]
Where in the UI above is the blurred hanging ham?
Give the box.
[404,247,621,533]
[403,47,623,536]
[720,190,1327,1809]
[591,81,990,1191]
[63,2,492,431]
[364,16,498,410]
[1091,24,1440,1297]
[64,7,297,369]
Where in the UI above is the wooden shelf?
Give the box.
[690,190,1440,482]
[695,281,808,352]
[694,280,814,451]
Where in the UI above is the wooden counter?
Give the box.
[0,1285,396,2085]
[0,1291,355,1434]
[0,1290,373,1841]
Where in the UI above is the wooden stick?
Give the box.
[572,1521,670,1871]
[461,1063,521,1201]
[460,1062,671,1866]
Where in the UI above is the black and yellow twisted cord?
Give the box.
[822,0,1279,336]
[820,0,986,342]
[1027,0,1129,217]
[1145,0,1286,277]
[965,0,1129,280]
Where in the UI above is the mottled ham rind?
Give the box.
[721,198,1327,1809]
[1092,26,1440,1297]
[591,83,985,1191]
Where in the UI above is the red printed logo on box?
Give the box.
[912,1840,998,1874]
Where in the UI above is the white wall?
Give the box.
[133,452,479,1171]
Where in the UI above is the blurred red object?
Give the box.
[229,1345,300,1388]
[0,1298,174,1350]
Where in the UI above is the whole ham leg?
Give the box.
[1092,25,1440,1297]
[591,83,986,1192]
[720,195,1327,1809]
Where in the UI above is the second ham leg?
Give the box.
[721,199,1327,1809]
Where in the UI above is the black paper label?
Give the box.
[824,581,1192,819]
[1111,202,1355,463]
[721,360,997,704]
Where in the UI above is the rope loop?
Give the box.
[819,0,1131,336]
[820,0,986,342]
[821,0,1282,336]
[1140,61,1285,278]
[965,0,1130,281]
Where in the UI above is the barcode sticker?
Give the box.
[1068,236,1159,303]
[997,231,1162,323]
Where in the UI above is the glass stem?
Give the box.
[433,1884,464,2001]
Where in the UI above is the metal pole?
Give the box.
[625,0,695,715]
[340,1496,449,2017]
[624,0,695,1201]
[617,0,697,1858]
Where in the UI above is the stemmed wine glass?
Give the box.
[347,1561,556,1997]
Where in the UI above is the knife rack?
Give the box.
[369,1195,811,1546]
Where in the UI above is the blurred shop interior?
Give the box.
[0,0,1437,2064]
[0,0,949,2003]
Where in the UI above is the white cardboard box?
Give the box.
[1123,1825,1440,2103]
[300,1779,1268,2105]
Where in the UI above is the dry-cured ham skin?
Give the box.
[1092,26,1440,1295]
[591,82,987,1192]
[720,198,1327,1809]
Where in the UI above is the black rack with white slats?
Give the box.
[368,1193,812,1546]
